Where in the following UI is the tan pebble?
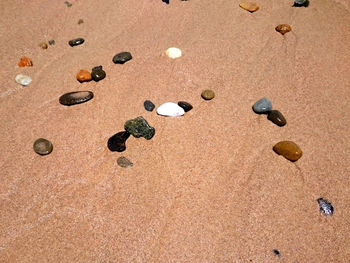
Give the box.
[239,2,259,12]
[201,89,215,100]
[39,42,48,49]
[275,24,292,35]
[76,69,92,82]
[273,141,302,162]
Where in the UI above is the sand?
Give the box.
[0,0,349,262]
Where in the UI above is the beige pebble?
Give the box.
[165,47,182,59]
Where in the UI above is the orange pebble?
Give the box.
[76,69,92,82]
[18,57,33,67]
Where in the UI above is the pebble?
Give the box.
[15,74,32,86]
[91,66,106,81]
[178,101,193,112]
[68,38,85,47]
[144,100,155,112]
[293,0,309,7]
[157,102,185,117]
[59,91,94,106]
[18,57,33,67]
[252,97,272,114]
[113,52,133,64]
[317,198,334,216]
[273,249,281,257]
[162,0,169,4]
[165,47,182,59]
[117,156,133,168]
[107,131,130,152]
[201,89,215,100]
[78,19,84,24]
[267,110,286,127]
[48,40,55,45]
[39,42,48,49]
[239,2,259,12]
[124,116,155,140]
[76,69,92,82]
[64,1,72,7]
[33,138,53,156]
[275,24,292,35]
[273,141,302,162]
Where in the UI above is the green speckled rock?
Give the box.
[124,116,155,140]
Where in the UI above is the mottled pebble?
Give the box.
[144,100,155,112]
[39,42,48,49]
[201,90,215,100]
[124,116,155,140]
[91,65,106,81]
[59,91,94,106]
[48,39,55,45]
[157,102,185,117]
[18,57,33,67]
[267,110,286,127]
[78,19,84,24]
[117,156,133,168]
[64,1,72,7]
[178,101,193,112]
[273,249,281,257]
[166,47,182,59]
[68,38,85,47]
[317,198,334,216]
[107,131,130,152]
[275,24,292,35]
[33,138,53,156]
[15,74,32,86]
[252,97,272,114]
[293,0,309,7]
[113,52,133,64]
[76,69,92,82]
[239,2,259,12]
[273,141,302,162]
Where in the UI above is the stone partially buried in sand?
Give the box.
[253,97,272,114]
[15,74,32,86]
[33,138,53,156]
[275,24,292,35]
[113,52,133,64]
[18,57,33,67]
[59,91,94,106]
[273,141,302,162]
[124,116,155,140]
[76,69,92,82]
[107,131,130,152]
[117,156,133,168]
[267,110,286,126]
[239,2,259,12]
[157,102,185,117]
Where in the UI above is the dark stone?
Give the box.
[33,138,53,156]
[107,131,130,152]
[113,52,133,64]
[59,91,94,106]
[64,1,72,7]
[144,100,155,112]
[267,110,287,127]
[293,0,309,7]
[48,40,55,45]
[91,66,106,81]
[117,156,133,168]
[124,116,155,140]
[273,249,280,257]
[162,0,169,4]
[68,38,84,47]
[317,198,334,216]
[178,101,193,112]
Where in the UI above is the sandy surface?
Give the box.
[1,0,349,262]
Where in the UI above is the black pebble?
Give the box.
[59,91,94,106]
[91,65,106,81]
[317,198,334,216]
[113,52,133,64]
[144,100,155,112]
[293,0,309,7]
[68,38,84,47]
[273,249,281,257]
[107,131,130,152]
[178,101,193,112]
[162,0,169,4]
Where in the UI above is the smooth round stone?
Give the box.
[68,38,84,47]
[157,102,185,117]
[178,101,193,112]
[33,138,53,156]
[107,131,130,152]
[165,47,182,59]
[117,156,133,168]
[76,69,92,82]
[273,141,302,162]
[124,116,155,140]
[18,57,33,67]
[113,52,132,64]
[59,91,94,106]
[239,2,259,12]
[275,24,292,35]
[15,74,32,86]
[91,66,106,81]
[317,198,334,216]
[267,110,286,127]
[144,100,155,112]
[252,97,272,114]
[201,89,215,100]
[293,0,309,7]
[39,42,48,49]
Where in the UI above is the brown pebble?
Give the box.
[78,19,84,24]
[273,141,302,162]
[33,138,53,156]
[239,2,259,12]
[201,90,215,100]
[117,157,133,168]
[18,57,33,67]
[267,110,287,127]
[275,24,292,35]
[39,42,48,49]
[76,69,92,82]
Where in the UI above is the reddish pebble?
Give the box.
[76,70,92,82]
[18,57,33,67]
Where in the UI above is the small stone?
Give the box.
[39,42,48,49]
[162,0,169,4]
[267,110,286,127]
[91,66,106,81]
[273,141,302,162]
[15,74,32,86]
[64,1,72,7]
[201,89,215,100]
[178,101,193,112]
[48,40,55,45]
[76,69,92,82]
[107,131,130,152]
[124,116,155,140]
[18,57,33,67]
[275,24,292,35]
[165,47,182,59]
[59,91,94,106]
[117,156,133,168]
[144,100,155,112]
[68,38,85,47]
[33,138,53,156]
[293,0,309,7]
[273,249,281,257]
[78,19,84,24]
[239,2,259,12]
[252,97,272,114]
[113,52,133,64]
[157,102,185,117]
[317,198,334,216]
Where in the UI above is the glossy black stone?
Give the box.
[144,100,155,112]
[113,52,133,64]
[178,101,193,112]
[107,131,130,152]
[317,198,334,216]
[273,249,281,257]
[68,38,84,47]
[293,0,309,7]
[59,91,94,106]
[91,66,106,81]
[162,0,169,4]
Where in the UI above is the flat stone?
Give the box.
[239,2,259,12]
[18,57,33,67]
[178,101,193,112]
[15,74,32,86]
[113,52,132,64]
[166,47,182,59]
[293,0,309,7]
[267,110,286,127]
[253,97,272,114]
[39,42,48,49]
[117,156,133,168]
[273,141,302,162]
[275,24,292,35]
[48,40,55,45]
[157,102,185,117]
[201,89,215,100]
[59,91,94,106]
[76,69,92,82]
[33,138,53,156]
[91,66,106,81]
[107,131,130,152]
[317,198,334,216]
[144,100,155,112]
[69,38,84,47]
[124,116,155,140]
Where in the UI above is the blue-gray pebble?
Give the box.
[253,97,272,114]
[317,198,334,216]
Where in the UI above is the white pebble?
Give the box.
[165,47,182,59]
[15,74,32,86]
[157,102,185,117]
